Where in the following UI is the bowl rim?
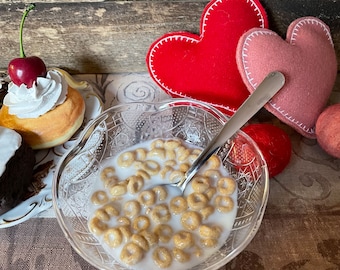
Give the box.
[52,97,270,270]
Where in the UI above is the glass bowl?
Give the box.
[52,98,269,270]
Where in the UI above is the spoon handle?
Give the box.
[182,71,285,187]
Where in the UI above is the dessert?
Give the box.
[0,4,85,149]
[0,126,35,215]
[88,138,238,269]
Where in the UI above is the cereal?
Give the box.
[172,247,190,263]
[217,177,236,195]
[117,151,135,168]
[91,190,109,205]
[152,246,172,268]
[154,224,173,243]
[103,228,123,248]
[88,216,108,236]
[132,215,150,232]
[123,200,141,219]
[138,190,156,207]
[120,242,144,265]
[187,192,209,211]
[131,233,149,251]
[169,196,187,215]
[88,138,238,270]
[180,211,202,231]
[127,175,144,194]
[214,196,234,213]
[151,204,171,224]
[152,186,168,201]
[172,230,194,249]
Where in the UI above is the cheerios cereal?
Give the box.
[88,138,237,269]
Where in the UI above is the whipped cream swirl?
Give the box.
[0,127,22,176]
[4,70,68,119]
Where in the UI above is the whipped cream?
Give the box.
[3,70,68,119]
[0,127,22,176]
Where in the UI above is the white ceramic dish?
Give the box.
[0,82,103,228]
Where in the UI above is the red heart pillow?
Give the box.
[236,17,338,138]
[146,0,268,115]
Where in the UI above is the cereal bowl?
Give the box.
[52,98,269,270]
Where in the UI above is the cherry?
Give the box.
[8,4,47,88]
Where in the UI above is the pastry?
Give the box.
[0,126,35,215]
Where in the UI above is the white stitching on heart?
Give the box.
[291,18,334,46]
[240,17,333,136]
[147,0,266,114]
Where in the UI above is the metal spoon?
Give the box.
[170,71,285,193]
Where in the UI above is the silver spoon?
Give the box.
[171,71,285,193]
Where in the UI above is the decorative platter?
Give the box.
[0,80,103,228]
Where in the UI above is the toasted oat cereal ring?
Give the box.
[123,200,141,219]
[131,233,149,251]
[147,148,166,159]
[187,154,199,165]
[120,242,144,265]
[200,205,215,220]
[214,195,234,213]
[91,190,109,205]
[165,149,176,160]
[88,217,108,236]
[127,175,144,194]
[164,160,177,167]
[135,148,147,160]
[140,230,158,248]
[191,148,202,155]
[95,203,119,221]
[160,165,174,179]
[117,216,131,226]
[151,139,165,149]
[169,170,185,183]
[172,247,190,263]
[187,192,208,211]
[154,224,173,243]
[119,225,133,242]
[201,238,218,248]
[169,196,187,215]
[191,176,210,193]
[204,169,222,181]
[164,139,181,150]
[132,215,150,232]
[204,187,217,200]
[153,246,172,268]
[110,182,127,196]
[142,160,161,176]
[103,227,123,248]
[207,154,221,169]
[199,225,221,239]
[151,203,171,224]
[152,186,168,201]
[100,166,116,181]
[177,146,191,162]
[217,177,236,195]
[138,190,156,207]
[172,230,194,249]
[117,151,135,167]
[102,176,119,189]
[181,211,202,231]
[178,163,190,173]
[136,169,150,181]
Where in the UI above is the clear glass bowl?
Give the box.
[52,98,269,270]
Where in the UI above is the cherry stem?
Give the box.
[19,3,36,58]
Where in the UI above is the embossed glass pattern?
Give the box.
[53,99,269,270]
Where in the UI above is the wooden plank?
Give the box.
[0,1,338,74]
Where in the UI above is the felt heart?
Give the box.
[146,0,268,115]
[236,17,338,138]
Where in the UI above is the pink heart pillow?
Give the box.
[236,17,338,138]
[146,0,268,115]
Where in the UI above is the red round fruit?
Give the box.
[242,123,292,178]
